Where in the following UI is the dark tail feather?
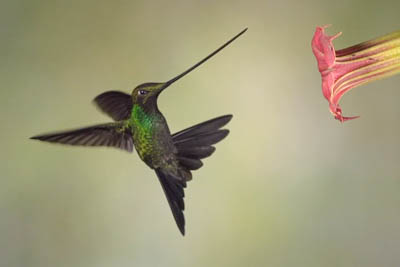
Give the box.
[155,169,187,236]
[172,115,232,171]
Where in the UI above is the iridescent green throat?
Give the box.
[130,104,154,132]
[130,104,157,163]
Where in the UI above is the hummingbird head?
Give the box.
[132,82,167,105]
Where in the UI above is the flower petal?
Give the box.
[312,25,400,122]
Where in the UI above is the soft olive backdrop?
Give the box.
[1,0,400,266]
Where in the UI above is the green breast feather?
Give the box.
[130,105,155,161]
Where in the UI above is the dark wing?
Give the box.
[155,168,187,235]
[93,91,133,121]
[172,115,232,141]
[172,115,232,172]
[30,122,134,152]
[156,115,232,235]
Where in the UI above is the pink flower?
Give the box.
[312,25,400,122]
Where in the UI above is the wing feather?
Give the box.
[93,91,133,121]
[31,122,134,152]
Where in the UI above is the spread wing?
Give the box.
[155,115,232,235]
[93,91,133,121]
[172,115,232,173]
[30,122,134,152]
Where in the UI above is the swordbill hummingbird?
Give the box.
[31,28,247,235]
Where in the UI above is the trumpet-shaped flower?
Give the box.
[312,25,400,122]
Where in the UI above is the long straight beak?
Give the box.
[161,28,247,90]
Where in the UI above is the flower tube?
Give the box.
[312,25,400,122]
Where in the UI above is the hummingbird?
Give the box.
[31,28,247,235]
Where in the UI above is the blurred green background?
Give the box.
[1,0,400,266]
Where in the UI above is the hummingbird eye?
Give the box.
[138,90,148,96]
